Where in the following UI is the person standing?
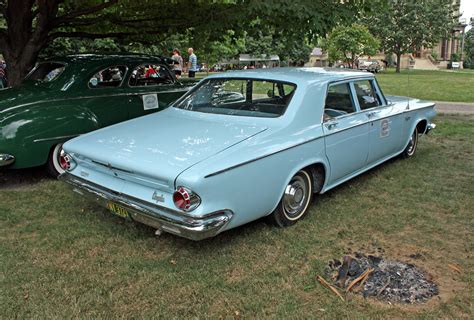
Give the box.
[187,48,198,78]
[171,48,183,78]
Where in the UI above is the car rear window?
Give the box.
[174,78,296,118]
[26,62,66,82]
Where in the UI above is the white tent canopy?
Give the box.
[238,54,280,62]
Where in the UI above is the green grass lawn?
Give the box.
[1,114,473,318]
[376,69,474,103]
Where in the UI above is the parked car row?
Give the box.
[51,67,434,240]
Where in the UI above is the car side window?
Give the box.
[89,65,126,88]
[324,83,356,121]
[129,64,174,87]
[353,80,380,110]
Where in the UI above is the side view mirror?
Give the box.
[267,89,274,98]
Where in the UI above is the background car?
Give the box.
[0,53,196,176]
[60,68,436,240]
[358,60,383,73]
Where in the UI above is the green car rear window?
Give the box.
[26,62,66,82]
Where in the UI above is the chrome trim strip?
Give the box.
[59,173,233,240]
[323,106,435,138]
[33,134,79,143]
[205,103,436,179]
[91,159,135,174]
[1,90,190,114]
[205,136,323,178]
[0,154,15,166]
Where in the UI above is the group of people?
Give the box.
[0,60,7,88]
[170,48,198,78]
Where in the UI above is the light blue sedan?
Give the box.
[60,68,436,240]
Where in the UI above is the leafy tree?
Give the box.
[0,0,373,86]
[463,28,474,69]
[324,24,379,68]
[363,0,454,73]
[0,0,240,86]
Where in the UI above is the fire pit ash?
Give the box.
[328,253,439,304]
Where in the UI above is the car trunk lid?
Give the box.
[64,108,267,189]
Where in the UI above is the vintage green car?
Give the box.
[0,53,195,176]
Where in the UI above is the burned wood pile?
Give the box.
[325,253,438,304]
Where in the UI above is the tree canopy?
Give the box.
[363,0,454,72]
[324,24,379,68]
[463,28,474,69]
[0,0,373,86]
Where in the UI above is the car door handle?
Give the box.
[325,121,339,129]
[366,111,380,118]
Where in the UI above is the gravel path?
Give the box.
[435,101,474,114]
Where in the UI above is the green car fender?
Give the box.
[1,103,100,169]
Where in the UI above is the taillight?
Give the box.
[59,151,76,171]
[173,186,201,211]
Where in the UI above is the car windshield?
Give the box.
[174,78,296,118]
[26,62,66,82]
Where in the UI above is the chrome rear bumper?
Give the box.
[59,172,233,241]
[426,122,436,134]
[0,154,15,166]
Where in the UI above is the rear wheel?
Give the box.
[401,127,418,158]
[46,143,66,178]
[268,170,313,227]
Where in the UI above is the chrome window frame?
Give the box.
[322,81,358,122]
[351,79,384,111]
[322,76,389,123]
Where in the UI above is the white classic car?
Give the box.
[60,68,436,240]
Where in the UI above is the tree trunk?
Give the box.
[3,46,42,87]
[0,0,52,87]
[396,53,402,73]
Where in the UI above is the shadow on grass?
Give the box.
[0,166,49,190]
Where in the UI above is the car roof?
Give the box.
[42,53,167,67]
[206,67,373,86]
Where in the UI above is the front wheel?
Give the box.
[46,143,66,178]
[401,127,418,158]
[268,170,313,227]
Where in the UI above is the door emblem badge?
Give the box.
[152,191,165,203]
[380,119,390,138]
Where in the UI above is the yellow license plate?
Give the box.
[106,202,130,219]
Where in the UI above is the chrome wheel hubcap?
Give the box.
[52,144,66,174]
[283,176,308,218]
[407,131,417,155]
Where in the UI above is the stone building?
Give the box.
[411,0,468,69]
